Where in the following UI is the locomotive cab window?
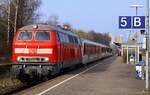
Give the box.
[35,31,50,41]
[18,31,32,40]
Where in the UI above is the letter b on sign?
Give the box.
[133,16,145,29]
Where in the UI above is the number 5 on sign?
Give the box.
[119,16,131,29]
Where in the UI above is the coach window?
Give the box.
[85,44,87,54]
[18,31,32,40]
[102,48,104,53]
[84,44,86,54]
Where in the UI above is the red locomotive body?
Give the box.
[12,24,82,80]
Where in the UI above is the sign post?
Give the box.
[145,0,149,91]
[119,15,149,90]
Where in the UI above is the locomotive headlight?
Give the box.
[44,57,49,62]
[33,25,38,29]
[17,57,24,62]
[17,57,21,62]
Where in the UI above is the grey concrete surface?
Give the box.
[15,57,150,95]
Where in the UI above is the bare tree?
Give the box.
[75,29,111,46]
[47,14,59,25]
[0,0,41,54]
[7,0,11,45]
[14,0,19,35]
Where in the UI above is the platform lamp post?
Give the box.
[129,4,144,16]
[129,4,143,64]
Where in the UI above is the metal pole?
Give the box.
[135,8,137,65]
[127,46,129,64]
[136,7,138,16]
[133,5,140,64]
[145,0,149,90]
[138,46,139,63]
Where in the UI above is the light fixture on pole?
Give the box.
[129,4,144,16]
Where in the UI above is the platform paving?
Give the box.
[16,57,150,95]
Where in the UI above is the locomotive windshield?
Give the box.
[35,31,50,40]
[18,31,32,40]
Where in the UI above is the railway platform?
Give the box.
[15,56,150,95]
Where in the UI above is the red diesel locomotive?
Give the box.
[12,24,112,81]
[12,24,82,80]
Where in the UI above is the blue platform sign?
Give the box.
[119,16,132,29]
[119,16,145,29]
[132,16,145,29]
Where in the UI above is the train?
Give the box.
[12,24,112,82]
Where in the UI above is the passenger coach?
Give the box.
[82,39,112,64]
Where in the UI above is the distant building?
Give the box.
[114,35,124,44]
[108,32,113,43]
